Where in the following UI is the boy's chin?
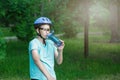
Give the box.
[44,37,47,39]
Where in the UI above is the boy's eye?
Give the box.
[40,28,50,31]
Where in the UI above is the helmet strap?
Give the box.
[37,28,46,45]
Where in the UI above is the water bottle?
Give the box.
[47,31,62,47]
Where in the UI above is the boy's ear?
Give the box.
[36,28,39,33]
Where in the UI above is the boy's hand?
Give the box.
[47,75,56,80]
[57,40,65,51]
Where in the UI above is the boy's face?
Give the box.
[37,24,50,39]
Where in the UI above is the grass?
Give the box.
[0,38,120,80]
[55,38,120,80]
[0,41,29,80]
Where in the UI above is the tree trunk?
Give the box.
[118,0,120,36]
[83,0,90,58]
[109,1,120,42]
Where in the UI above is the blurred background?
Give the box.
[0,0,120,80]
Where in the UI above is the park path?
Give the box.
[3,33,64,42]
[4,36,18,42]
[4,32,103,41]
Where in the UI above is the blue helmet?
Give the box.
[34,17,52,25]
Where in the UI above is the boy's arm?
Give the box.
[55,40,65,65]
[32,50,55,80]
[55,49,63,65]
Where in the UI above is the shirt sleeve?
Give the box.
[29,40,38,51]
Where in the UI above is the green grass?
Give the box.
[55,38,120,80]
[0,38,120,80]
[0,41,29,80]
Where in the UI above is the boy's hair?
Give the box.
[34,23,51,29]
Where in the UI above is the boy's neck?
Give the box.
[37,36,44,43]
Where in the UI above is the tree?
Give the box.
[0,29,6,60]
[82,0,91,58]
[117,0,120,40]
[109,0,120,42]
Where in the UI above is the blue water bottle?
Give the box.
[47,31,62,47]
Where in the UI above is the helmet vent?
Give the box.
[34,17,52,25]
[42,18,45,21]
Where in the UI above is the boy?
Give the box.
[28,17,65,80]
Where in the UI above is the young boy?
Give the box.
[28,17,65,80]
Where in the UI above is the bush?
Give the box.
[15,21,35,41]
[0,28,6,60]
[59,13,79,38]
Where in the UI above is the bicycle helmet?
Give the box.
[34,17,52,29]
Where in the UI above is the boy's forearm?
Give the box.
[56,50,63,65]
[35,60,51,79]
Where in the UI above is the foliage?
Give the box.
[0,27,14,36]
[0,0,119,40]
[31,0,80,38]
[59,12,81,38]
[15,21,35,41]
[0,0,36,41]
[0,0,84,39]
[44,0,81,38]
[0,0,29,26]
[0,29,6,60]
